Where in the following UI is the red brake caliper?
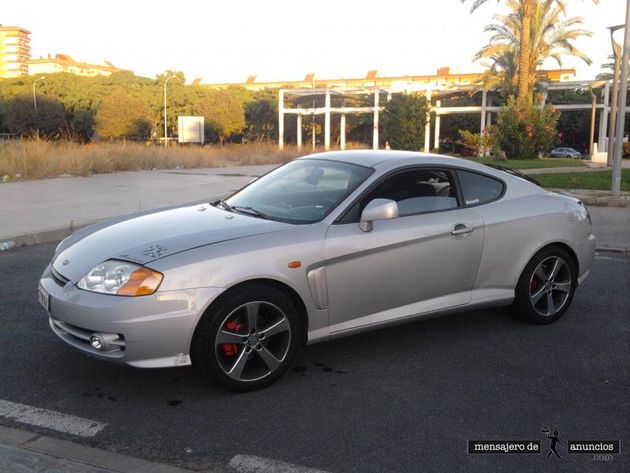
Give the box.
[222,321,241,357]
[530,278,538,292]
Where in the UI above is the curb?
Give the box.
[596,246,630,255]
[548,188,630,208]
[0,424,198,473]
[579,196,630,208]
[0,221,96,252]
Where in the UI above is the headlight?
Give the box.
[77,260,163,296]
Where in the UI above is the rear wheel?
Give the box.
[191,284,301,391]
[512,246,577,324]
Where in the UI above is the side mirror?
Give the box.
[359,199,398,232]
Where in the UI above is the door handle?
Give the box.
[451,223,474,236]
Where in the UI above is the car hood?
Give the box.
[52,204,292,282]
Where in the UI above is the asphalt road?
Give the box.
[0,243,628,473]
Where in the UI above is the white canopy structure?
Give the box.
[278,80,618,155]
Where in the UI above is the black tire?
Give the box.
[511,246,578,325]
[191,283,302,391]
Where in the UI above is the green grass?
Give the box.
[534,170,630,192]
[463,156,587,169]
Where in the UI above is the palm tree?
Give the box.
[475,0,592,96]
[596,54,615,81]
[463,0,598,102]
[477,48,519,96]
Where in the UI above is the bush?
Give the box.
[0,141,304,180]
[623,141,630,159]
[457,129,494,156]
[490,97,559,160]
[382,92,429,151]
[70,109,95,142]
[5,95,66,137]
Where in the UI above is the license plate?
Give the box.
[38,284,50,313]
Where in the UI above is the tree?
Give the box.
[382,93,429,151]
[95,91,152,140]
[244,88,278,141]
[474,0,592,97]
[193,89,245,144]
[5,95,66,137]
[0,73,157,140]
[596,54,616,81]
[477,49,519,97]
[465,0,534,101]
[464,0,598,103]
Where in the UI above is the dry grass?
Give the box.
[0,140,310,181]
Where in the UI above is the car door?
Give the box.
[323,167,484,334]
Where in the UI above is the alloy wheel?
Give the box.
[528,256,572,316]
[214,301,291,382]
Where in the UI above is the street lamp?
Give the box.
[163,76,176,148]
[32,76,46,110]
[612,0,630,195]
[607,25,624,166]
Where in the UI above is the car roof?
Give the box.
[298,150,502,174]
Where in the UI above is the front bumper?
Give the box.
[40,264,224,368]
[575,232,596,285]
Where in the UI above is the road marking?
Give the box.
[229,454,331,473]
[0,399,106,438]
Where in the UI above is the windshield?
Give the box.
[224,159,373,224]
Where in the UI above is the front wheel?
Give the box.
[191,284,302,391]
[511,247,578,324]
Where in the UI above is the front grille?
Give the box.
[51,267,69,287]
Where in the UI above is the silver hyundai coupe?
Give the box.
[39,151,596,390]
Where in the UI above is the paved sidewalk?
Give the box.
[520,159,629,174]
[0,425,198,473]
[524,166,608,174]
[589,206,630,252]
[0,165,276,245]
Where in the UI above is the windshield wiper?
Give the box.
[483,163,540,186]
[232,206,273,220]
[212,199,234,212]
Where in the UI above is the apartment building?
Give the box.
[0,25,31,78]
[28,53,128,77]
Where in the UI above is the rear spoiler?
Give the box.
[482,163,541,186]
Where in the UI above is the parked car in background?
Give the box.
[39,151,596,391]
[550,147,582,158]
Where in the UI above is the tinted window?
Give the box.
[341,169,459,222]
[457,170,504,206]
[226,159,372,224]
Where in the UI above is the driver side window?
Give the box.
[340,168,460,222]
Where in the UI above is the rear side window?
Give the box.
[457,170,504,206]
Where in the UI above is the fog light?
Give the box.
[90,335,103,351]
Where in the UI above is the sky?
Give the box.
[1,0,626,84]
